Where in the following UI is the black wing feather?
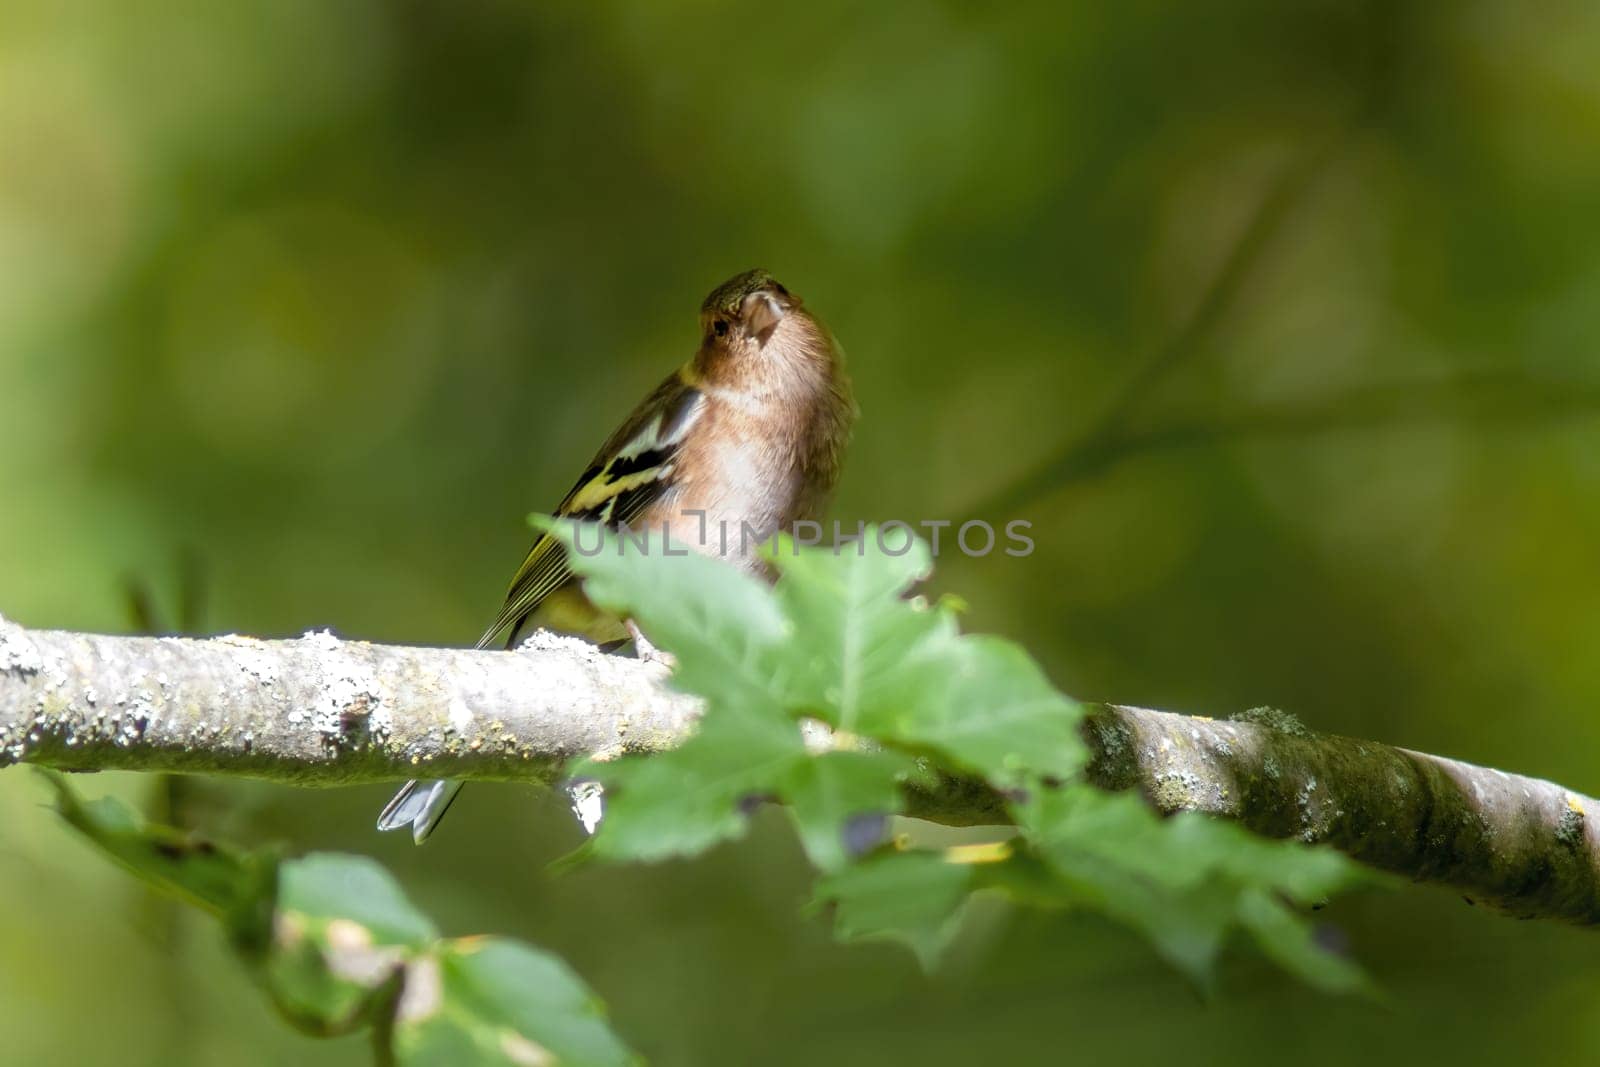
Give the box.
[476,377,703,649]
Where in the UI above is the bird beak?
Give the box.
[741,291,786,346]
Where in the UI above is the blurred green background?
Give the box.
[4,0,1600,1063]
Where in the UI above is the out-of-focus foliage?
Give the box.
[4,0,1600,1064]
[558,523,1370,992]
[45,772,635,1066]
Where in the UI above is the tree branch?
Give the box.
[3,614,1596,924]
[0,616,698,786]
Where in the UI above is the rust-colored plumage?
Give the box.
[378,269,855,842]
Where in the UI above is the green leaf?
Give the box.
[280,852,439,947]
[40,767,276,932]
[766,535,944,730]
[548,523,1368,991]
[540,517,791,710]
[43,772,636,1059]
[772,533,1086,787]
[866,634,1086,787]
[558,522,937,868]
[1014,784,1373,992]
[395,940,638,1067]
[583,717,923,870]
[778,749,921,871]
[813,849,978,971]
[581,705,808,862]
[1235,888,1370,995]
[262,854,439,1032]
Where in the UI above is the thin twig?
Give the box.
[964,130,1350,522]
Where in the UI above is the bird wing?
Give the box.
[476,372,705,649]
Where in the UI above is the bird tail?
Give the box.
[376,779,464,844]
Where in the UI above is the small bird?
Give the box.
[378,269,856,842]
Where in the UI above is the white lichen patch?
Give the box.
[446,697,474,736]
[1297,776,1325,841]
[515,630,598,656]
[1151,768,1210,810]
[317,658,385,740]
[232,646,282,687]
[0,618,44,676]
[300,629,342,652]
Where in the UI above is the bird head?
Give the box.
[699,268,802,350]
[692,269,842,395]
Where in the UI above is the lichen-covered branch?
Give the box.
[3,615,1597,924]
[0,616,699,785]
[1081,705,1600,924]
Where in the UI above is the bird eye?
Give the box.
[712,319,729,337]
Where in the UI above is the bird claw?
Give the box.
[627,620,675,669]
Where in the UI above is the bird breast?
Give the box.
[652,402,805,566]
